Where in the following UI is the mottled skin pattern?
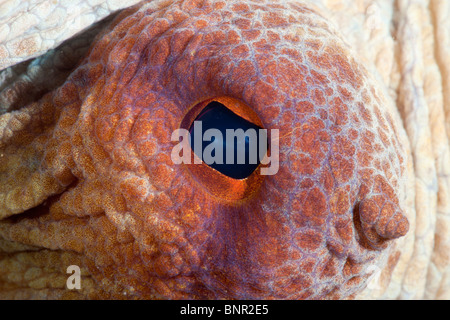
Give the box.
[0,0,411,299]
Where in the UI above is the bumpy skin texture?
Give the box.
[0,0,411,299]
[0,0,142,70]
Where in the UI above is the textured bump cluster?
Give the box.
[0,0,408,299]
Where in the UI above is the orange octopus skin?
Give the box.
[0,0,410,299]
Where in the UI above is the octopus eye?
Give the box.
[180,96,266,201]
[188,100,266,179]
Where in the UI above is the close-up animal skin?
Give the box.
[0,0,449,300]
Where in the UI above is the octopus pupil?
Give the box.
[188,101,266,179]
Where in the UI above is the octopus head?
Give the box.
[1,0,410,299]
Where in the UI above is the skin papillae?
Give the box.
[0,0,449,300]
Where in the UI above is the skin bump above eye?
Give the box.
[0,0,411,299]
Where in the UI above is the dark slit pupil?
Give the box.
[188,101,266,179]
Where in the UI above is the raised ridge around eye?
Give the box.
[178,96,267,201]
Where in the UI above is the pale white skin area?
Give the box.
[0,0,449,299]
[0,0,142,69]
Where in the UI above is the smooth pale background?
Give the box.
[0,0,449,299]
